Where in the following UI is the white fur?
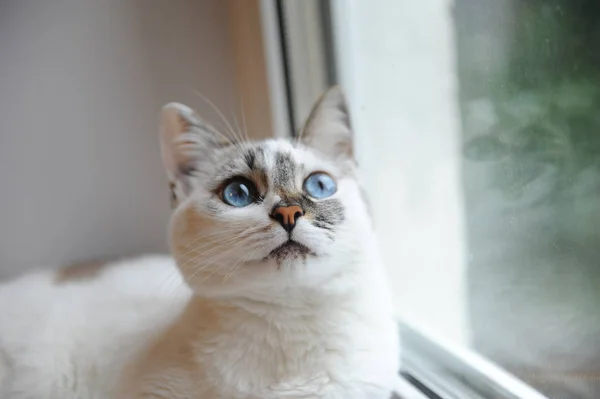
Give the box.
[0,256,191,399]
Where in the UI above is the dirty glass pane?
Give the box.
[456,1,600,398]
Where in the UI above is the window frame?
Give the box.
[399,322,549,399]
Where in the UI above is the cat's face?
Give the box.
[161,87,373,297]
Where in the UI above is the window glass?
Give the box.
[458,1,600,398]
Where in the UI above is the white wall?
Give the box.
[0,0,241,278]
[331,0,469,345]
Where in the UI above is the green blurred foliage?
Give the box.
[463,0,600,202]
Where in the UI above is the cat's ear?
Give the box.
[160,103,226,182]
[300,86,353,159]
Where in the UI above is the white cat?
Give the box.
[0,87,400,398]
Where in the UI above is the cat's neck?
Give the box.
[116,254,397,397]
[184,259,391,331]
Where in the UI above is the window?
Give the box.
[271,0,600,398]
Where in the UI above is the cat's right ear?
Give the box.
[300,86,353,160]
[159,103,226,184]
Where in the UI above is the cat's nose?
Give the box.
[271,205,304,233]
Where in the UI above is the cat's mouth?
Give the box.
[267,240,313,262]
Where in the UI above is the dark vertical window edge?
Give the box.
[318,0,337,86]
[274,0,296,137]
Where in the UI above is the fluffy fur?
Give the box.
[0,256,190,399]
[0,87,400,398]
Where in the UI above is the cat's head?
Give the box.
[160,87,374,298]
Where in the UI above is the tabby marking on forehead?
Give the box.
[244,150,256,171]
[273,151,296,191]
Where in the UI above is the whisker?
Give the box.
[180,223,270,255]
[179,223,256,250]
[177,237,242,270]
[179,222,263,250]
[239,98,252,146]
[230,105,252,155]
[193,90,246,155]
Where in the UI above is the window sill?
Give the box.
[397,322,549,399]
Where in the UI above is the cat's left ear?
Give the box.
[300,86,353,159]
[160,103,228,205]
[160,103,226,181]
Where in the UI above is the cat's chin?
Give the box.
[265,240,315,263]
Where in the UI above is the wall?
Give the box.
[0,0,242,278]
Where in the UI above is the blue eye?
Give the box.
[221,178,258,207]
[303,172,337,199]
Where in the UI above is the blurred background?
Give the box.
[2,1,600,398]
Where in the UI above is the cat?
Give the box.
[0,87,401,399]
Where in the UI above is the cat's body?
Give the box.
[0,87,400,398]
[0,256,191,399]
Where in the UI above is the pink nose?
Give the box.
[271,205,304,232]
